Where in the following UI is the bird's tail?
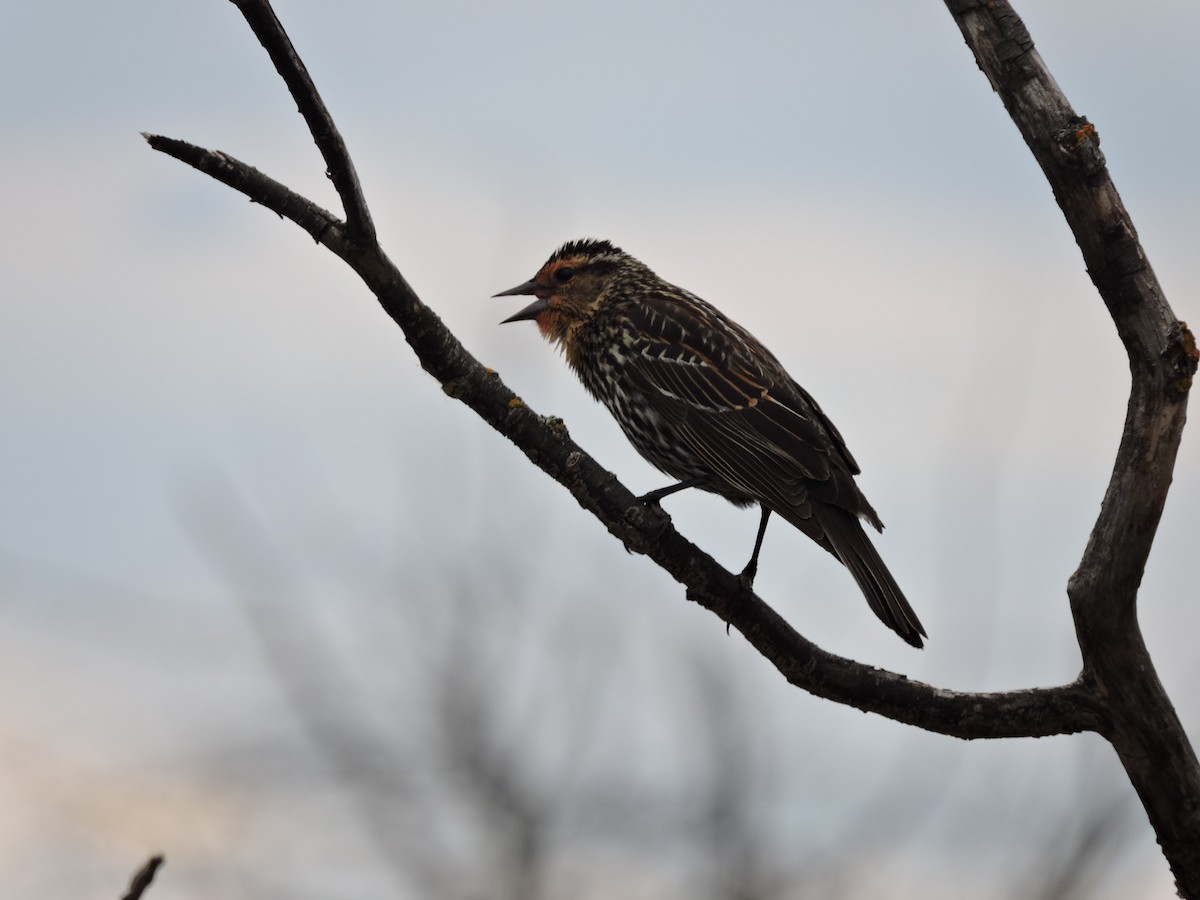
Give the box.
[822,510,926,648]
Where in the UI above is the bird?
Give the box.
[495,239,926,648]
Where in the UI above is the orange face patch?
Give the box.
[535,303,570,343]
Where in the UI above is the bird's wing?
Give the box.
[619,294,918,644]
[621,296,870,524]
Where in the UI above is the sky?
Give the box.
[1,2,1199,898]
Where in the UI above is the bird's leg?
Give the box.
[638,475,709,505]
[739,505,772,586]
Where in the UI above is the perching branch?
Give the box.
[145,0,1199,892]
[144,127,1106,739]
[143,0,1102,742]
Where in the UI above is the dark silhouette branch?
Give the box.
[140,136,342,245]
[144,0,1198,890]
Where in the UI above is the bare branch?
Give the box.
[229,0,375,242]
[142,134,343,247]
[944,2,1200,894]
[943,1,1197,629]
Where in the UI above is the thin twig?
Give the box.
[120,855,164,900]
[142,134,343,247]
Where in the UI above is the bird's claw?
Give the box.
[623,502,671,541]
[737,565,757,590]
[635,491,665,508]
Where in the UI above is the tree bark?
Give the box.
[944,3,1200,893]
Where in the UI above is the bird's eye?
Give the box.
[554,266,575,284]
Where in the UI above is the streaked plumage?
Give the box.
[496,239,926,648]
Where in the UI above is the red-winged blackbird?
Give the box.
[496,239,926,648]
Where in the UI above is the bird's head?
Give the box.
[495,239,631,345]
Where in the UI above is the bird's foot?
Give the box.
[638,476,708,506]
[622,501,671,543]
[737,561,758,590]
[724,564,760,636]
[636,491,665,510]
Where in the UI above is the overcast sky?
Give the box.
[1,3,1198,897]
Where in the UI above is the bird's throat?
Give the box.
[536,309,572,346]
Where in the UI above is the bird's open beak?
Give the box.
[494,279,548,323]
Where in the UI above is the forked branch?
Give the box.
[945,2,1200,894]
[229,0,374,241]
